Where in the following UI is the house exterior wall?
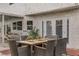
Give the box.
[24,8,79,49]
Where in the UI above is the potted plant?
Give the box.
[27,27,41,40]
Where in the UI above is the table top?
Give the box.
[17,38,48,45]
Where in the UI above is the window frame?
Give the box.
[13,22,17,30]
[13,21,22,30]
[27,21,33,30]
[17,21,22,30]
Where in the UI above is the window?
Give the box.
[56,20,62,26]
[13,22,17,30]
[13,21,22,30]
[46,21,52,36]
[27,21,33,30]
[17,21,22,30]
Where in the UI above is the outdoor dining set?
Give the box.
[5,28,68,56]
[7,35,68,56]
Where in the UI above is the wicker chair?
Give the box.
[45,35,58,49]
[21,36,27,41]
[34,40,56,56]
[7,34,20,41]
[18,45,31,56]
[45,35,58,41]
[55,38,68,56]
[8,39,31,56]
[8,39,18,56]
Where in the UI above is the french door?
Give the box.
[46,21,52,36]
[56,20,62,38]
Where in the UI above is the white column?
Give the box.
[44,20,46,37]
[2,14,5,43]
[62,19,67,38]
[52,20,56,35]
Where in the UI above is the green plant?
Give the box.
[27,27,40,40]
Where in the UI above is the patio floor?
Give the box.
[0,43,11,56]
[0,43,79,56]
[67,48,79,56]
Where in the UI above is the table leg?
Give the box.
[30,45,33,56]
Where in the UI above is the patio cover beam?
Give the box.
[0,12,23,18]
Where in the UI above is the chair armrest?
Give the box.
[42,43,47,48]
[34,45,46,50]
[42,43,47,45]
[34,45,47,56]
[18,45,28,48]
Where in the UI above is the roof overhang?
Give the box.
[25,5,79,16]
[0,12,24,18]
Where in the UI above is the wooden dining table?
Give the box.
[17,38,48,56]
